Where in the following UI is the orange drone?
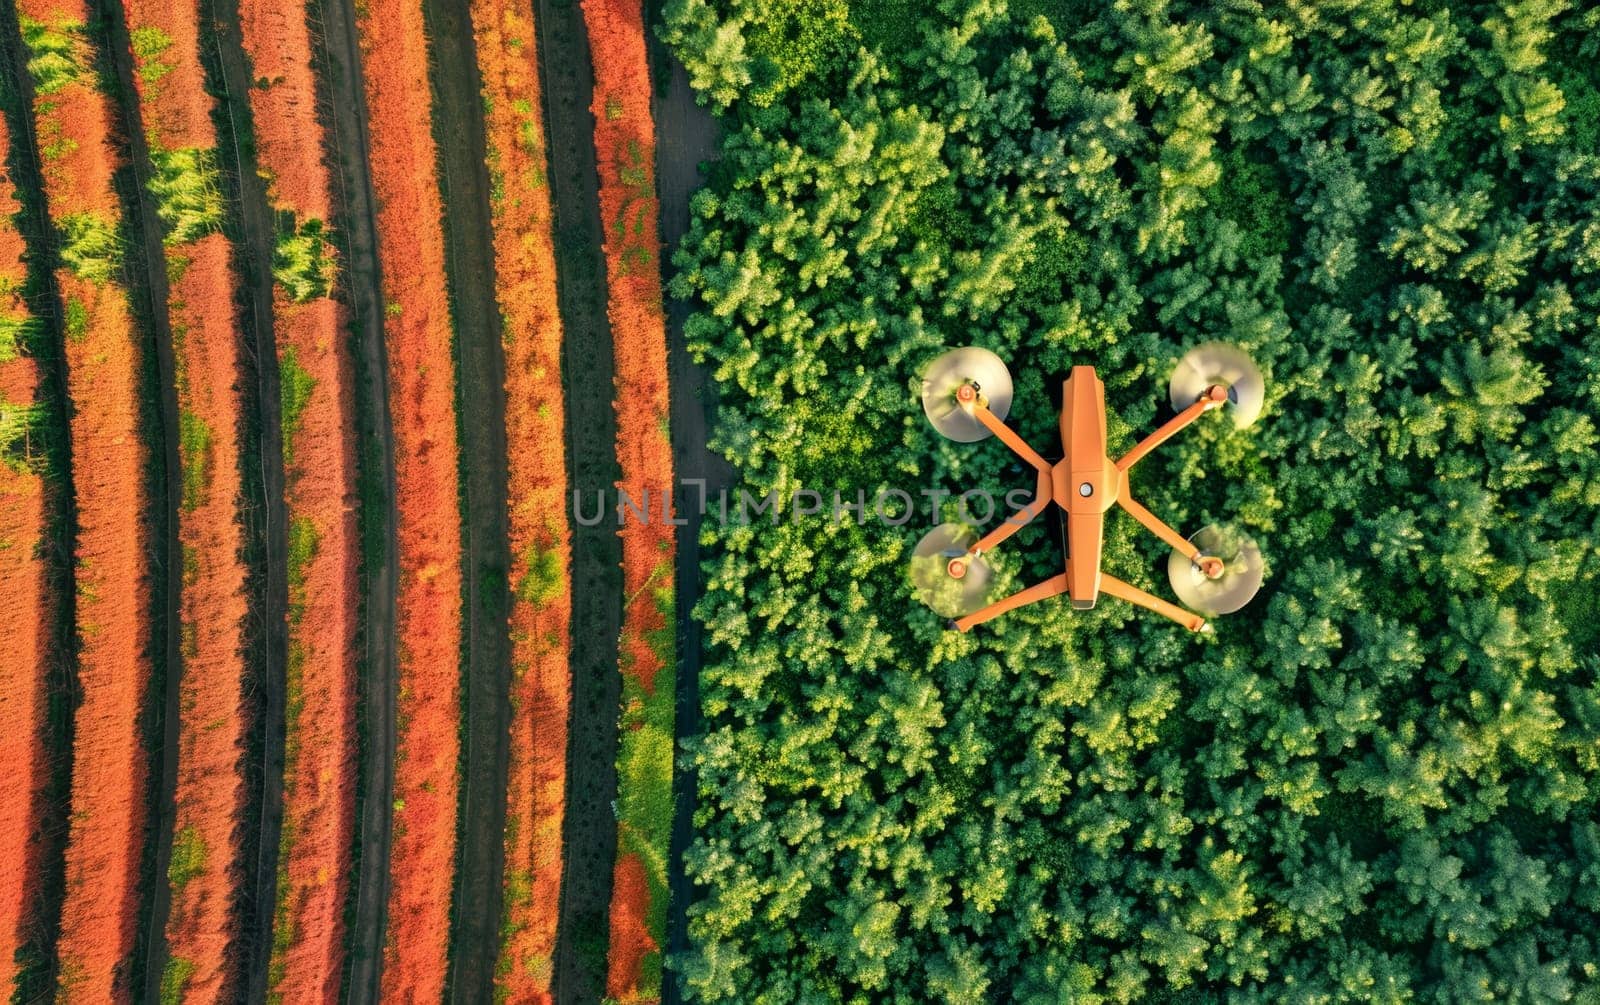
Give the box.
[912,344,1267,632]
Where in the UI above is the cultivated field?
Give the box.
[15,2,157,997]
[466,0,573,1000]
[0,111,59,1003]
[236,0,360,998]
[0,0,711,999]
[353,0,463,997]
[120,1,253,996]
[580,0,676,1000]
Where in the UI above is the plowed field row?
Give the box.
[351,0,463,997]
[467,1,573,1000]
[579,1,677,1001]
[0,0,692,999]
[0,109,61,1003]
[118,1,252,996]
[236,0,361,998]
[15,3,158,998]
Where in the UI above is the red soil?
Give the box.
[0,116,56,1000]
[581,0,676,999]
[466,2,573,999]
[356,0,464,998]
[238,2,359,998]
[121,1,253,994]
[18,1,154,997]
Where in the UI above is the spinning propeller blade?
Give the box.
[1168,524,1264,616]
[921,347,1013,442]
[1169,342,1265,428]
[910,523,995,617]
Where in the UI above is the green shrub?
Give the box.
[18,16,83,96]
[272,215,336,302]
[160,957,194,1005]
[0,311,35,363]
[167,825,205,891]
[514,542,563,610]
[149,146,224,245]
[0,393,42,464]
[286,515,319,599]
[58,213,123,285]
[277,345,316,465]
[129,25,173,85]
[177,410,212,511]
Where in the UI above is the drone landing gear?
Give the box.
[953,571,1070,633]
[951,567,1210,634]
[1099,572,1209,633]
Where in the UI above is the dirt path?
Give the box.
[94,3,184,997]
[312,0,401,998]
[647,46,726,1004]
[205,0,290,994]
[531,0,626,999]
[416,0,515,999]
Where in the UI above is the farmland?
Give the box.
[12,2,158,998]
[118,1,254,998]
[579,0,677,999]
[464,0,572,999]
[235,0,360,999]
[0,110,62,1003]
[349,0,465,998]
[0,0,1597,1002]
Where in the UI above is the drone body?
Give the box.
[914,346,1267,632]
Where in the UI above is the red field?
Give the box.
[17,2,154,998]
[355,0,464,997]
[0,114,55,1001]
[467,1,573,998]
[237,0,360,998]
[121,1,254,996]
[581,0,676,1000]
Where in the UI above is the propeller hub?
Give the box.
[921,347,1014,442]
[1169,525,1264,617]
[1169,343,1266,429]
[947,558,967,579]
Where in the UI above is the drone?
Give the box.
[911,343,1268,633]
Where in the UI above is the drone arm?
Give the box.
[953,571,1070,633]
[1119,494,1203,562]
[969,469,1052,556]
[1115,386,1226,473]
[1098,571,1208,632]
[973,403,1052,473]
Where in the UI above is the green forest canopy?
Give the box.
[664,0,1600,999]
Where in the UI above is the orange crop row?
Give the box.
[0,115,57,1001]
[121,1,253,997]
[237,0,360,1000]
[580,1,677,1001]
[17,2,155,999]
[355,0,464,998]
[467,1,573,1000]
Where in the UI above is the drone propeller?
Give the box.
[1167,524,1264,616]
[921,346,1014,442]
[910,523,995,617]
[1168,342,1265,428]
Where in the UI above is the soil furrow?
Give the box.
[531,0,625,999]
[203,0,290,993]
[94,2,184,997]
[416,0,514,998]
[311,0,400,997]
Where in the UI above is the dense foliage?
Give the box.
[665,0,1600,999]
